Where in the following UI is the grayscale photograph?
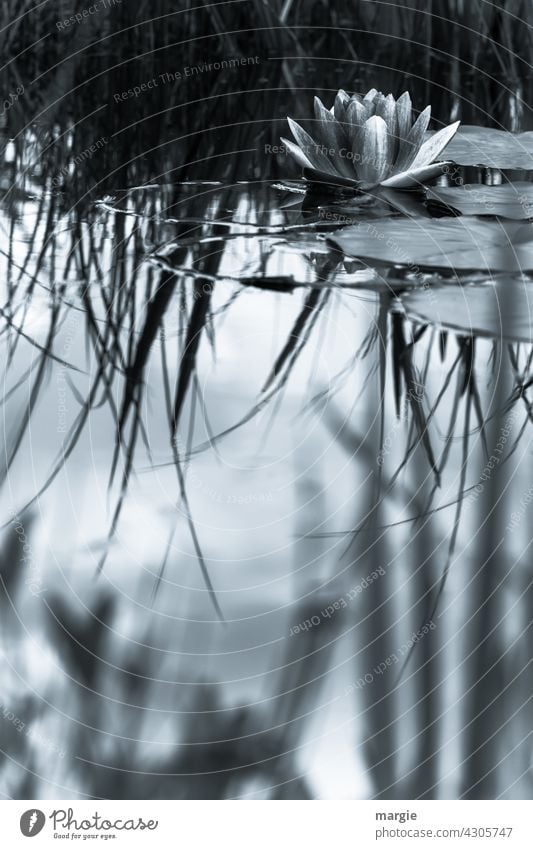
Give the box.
[0,0,532,819]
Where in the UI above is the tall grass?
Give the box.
[2,0,533,192]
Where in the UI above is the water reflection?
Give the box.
[1,27,533,797]
[0,167,531,799]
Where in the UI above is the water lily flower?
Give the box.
[281,89,460,190]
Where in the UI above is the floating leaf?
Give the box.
[426,182,533,219]
[440,125,533,169]
[330,217,533,272]
[401,281,533,343]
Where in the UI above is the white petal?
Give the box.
[356,115,391,184]
[363,87,378,102]
[346,97,368,126]
[314,96,336,146]
[376,93,398,160]
[287,117,338,174]
[280,137,313,169]
[409,120,461,169]
[345,98,368,154]
[333,89,350,122]
[350,92,376,120]
[381,161,451,188]
[300,165,361,189]
[395,91,412,140]
[313,97,354,177]
[394,105,431,172]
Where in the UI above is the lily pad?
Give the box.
[441,126,533,170]
[401,282,533,343]
[426,182,533,219]
[330,217,533,272]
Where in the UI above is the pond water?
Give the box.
[1,65,533,801]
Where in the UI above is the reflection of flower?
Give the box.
[282,89,460,189]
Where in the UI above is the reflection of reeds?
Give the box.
[0,508,309,799]
[323,320,532,798]
[1,169,339,612]
[461,332,521,797]
[2,1,533,800]
[0,513,39,798]
[2,186,533,798]
[326,294,400,798]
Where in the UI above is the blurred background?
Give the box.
[0,0,532,800]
